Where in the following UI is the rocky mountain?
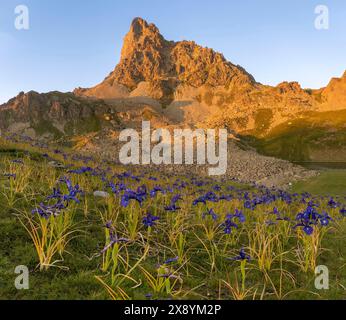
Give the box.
[0,91,120,139]
[74,17,345,133]
[1,17,345,162]
[75,18,256,103]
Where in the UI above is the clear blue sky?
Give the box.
[0,0,345,104]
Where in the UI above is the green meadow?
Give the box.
[292,170,346,196]
[0,138,345,300]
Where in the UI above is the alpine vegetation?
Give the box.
[0,134,345,300]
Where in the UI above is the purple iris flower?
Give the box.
[219,194,232,201]
[193,196,207,206]
[3,173,16,179]
[101,223,130,253]
[205,191,218,202]
[294,221,314,235]
[165,194,182,211]
[228,248,251,261]
[319,212,333,226]
[265,220,278,226]
[222,210,245,234]
[150,186,165,198]
[59,177,81,203]
[244,200,254,210]
[223,219,238,234]
[145,294,153,299]
[11,159,24,165]
[121,185,147,207]
[32,202,66,219]
[233,209,246,223]
[46,187,62,200]
[68,166,93,174]
[142,213,160,228]
[202,208,218,221]
[164,204,180,212]
[294,205,332,235]
[328,197,338,208]
[193,191,218,206]
[163,256,179,265]
[271,207,290,222]
[32,177,82,219]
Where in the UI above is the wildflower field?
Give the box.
[0,135,345,300]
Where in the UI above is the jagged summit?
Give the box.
[88,17,256,101]
[130,17,162,37]
[120,17,167,64]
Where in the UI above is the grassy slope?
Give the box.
[0,147,107,299]
[242,109,346,162]
[291,170,346,196]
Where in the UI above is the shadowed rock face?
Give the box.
[0,91,116,138]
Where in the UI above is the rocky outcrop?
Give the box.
[320,71,346,110]
[0,91,118,138]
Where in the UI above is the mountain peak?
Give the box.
[103,17,256,95]
[129,17,159,37]
[120,17,166,63]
